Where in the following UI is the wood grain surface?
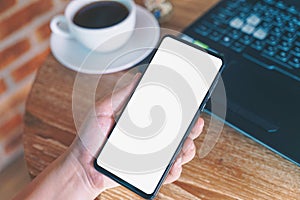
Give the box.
[23,0,300,199]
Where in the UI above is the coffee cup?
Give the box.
[50,0,136,52]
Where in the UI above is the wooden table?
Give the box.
[23,0,300,199]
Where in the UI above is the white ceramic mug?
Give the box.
[50,0,136,52]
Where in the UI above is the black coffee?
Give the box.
[73,1,129,29]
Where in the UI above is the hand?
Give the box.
[68,73,205,198]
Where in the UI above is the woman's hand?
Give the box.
[69,74,205,197]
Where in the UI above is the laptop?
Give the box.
[181,0,300,166]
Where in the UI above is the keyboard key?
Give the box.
[253,28,268,40]
[264,0,275,5]
[292,17,300,26]
[213,12,231,22]
[282,31,295,42]
[239,12,248,19]
[274,16,284,26]
[223,8,237,17]
[296,38,300,46]
[263,45,278,56]
[194,24,211,36]
[231,41,246,52]
[261,12,274,22]
[285,20,297,30]
[241,7,252,13]
[278,40,292,51]
[253,4,264,13]
[288,56,300,68]
[270,26,282,37]
[225,1,240,10]
[220,36,233,47]
[223,6,238,15]
[209,31,222,41]
[286,21,297,29]
[241,24,255,34]
[229,17,244,29]
[275,51,290,62]
[228,29,242,39]
[250,40,266,51]
[262,10,273,18]
[246,14,261,26]
[280,13,292,21]
[239,34,253,45]
[206,21,228,33]
[252,4,261,13]
[288,6,298,15]
[276,1,286,10]
[292,46,300,57]
[260,21,271,28]
[266,35,279,45]
[268,7,280,16]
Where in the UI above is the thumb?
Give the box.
[95,73,141,117]
[77,73,141,156]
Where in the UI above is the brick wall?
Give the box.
[0,0,68,171]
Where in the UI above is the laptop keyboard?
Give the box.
[189,0,300,81]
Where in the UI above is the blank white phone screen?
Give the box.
[96,37,223,194]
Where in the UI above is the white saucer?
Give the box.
[50,5,160,74]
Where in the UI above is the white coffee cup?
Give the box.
[50,0,136,52]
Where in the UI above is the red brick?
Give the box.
[0,39,31,70]
[0,1,53,40]
[0,0,17,14]
[0,114,23,140]
[4,132,23,154]
[36,21,51,42]
[11,48,50,82]
[0,79,7,95]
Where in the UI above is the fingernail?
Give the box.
[174,157,182,168]
[199,126,204,136]
[199,118,204,127]
[186,141,194,151]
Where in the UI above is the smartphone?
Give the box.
[94,35,224,199]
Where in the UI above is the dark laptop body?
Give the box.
[182,0,300,165]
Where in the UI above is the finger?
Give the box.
[164,156,182,184]
[95,73,141,117]
[181,137,196,165]
[189,117,204,140]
